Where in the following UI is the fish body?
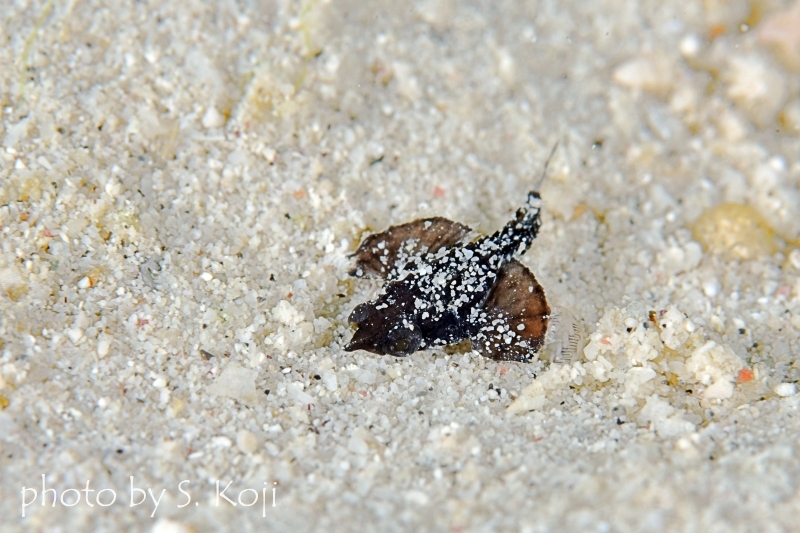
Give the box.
[345,191,550,362]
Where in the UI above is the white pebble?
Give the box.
[97,339,111,358]
[724,54,787,127]
[207,363,259,406]
[702,280,720,298]
[66,328,84,344]
[321,369,338,391]
[200,272,213,281]
[768,156,787,172]
[153,378,167,389]
[405,490,430,506]
[497,47,516,85]
[212,436,232,448]
[775,383,797,397]
[273,300,303,325]
[151,518,193,533]
[347,434,368,455]
[679,34,701,58]
[287,382,314,404]
[77,276,91,289]
[357,370,376,385]
[236,429,259,454]
[788,249,800,270]
[201,106,226,129]
[105,180,121,198]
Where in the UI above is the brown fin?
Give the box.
[470,260,550,363]
[349,217,472,278]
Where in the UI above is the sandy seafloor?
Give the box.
[2,0,800,531]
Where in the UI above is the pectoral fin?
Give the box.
[350,217,472,279]
[470,260,550,363]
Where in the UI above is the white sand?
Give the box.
[2,0,800,531]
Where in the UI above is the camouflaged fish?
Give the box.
[345,162,555,362]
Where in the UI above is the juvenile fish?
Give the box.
[345,187,550,362]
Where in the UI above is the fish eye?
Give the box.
[391,338,410,353]
[386,326,422,355]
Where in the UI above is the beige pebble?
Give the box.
[759,0,800,73]
[237,429,259,454]
[724,54,787,128]
[691,203,778,260]
[613,54,674,96]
